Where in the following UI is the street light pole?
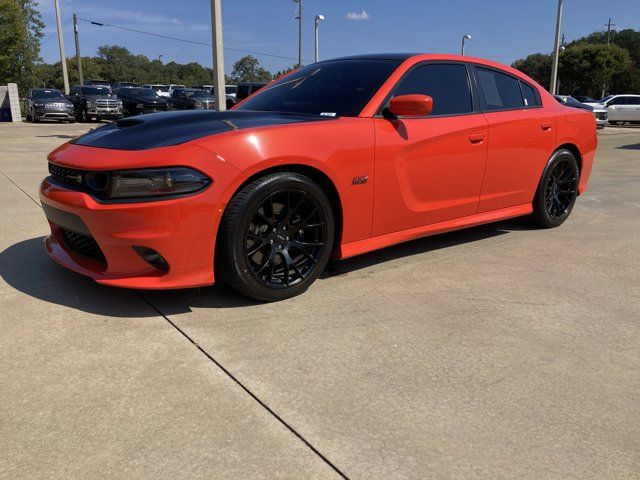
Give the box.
[314,14,324,63]
[461,34,471,55]
[72,13,83,85]
[550,0,563,95]
[54,0,69,94]
[210,0,226,111]
[294,0,302,67]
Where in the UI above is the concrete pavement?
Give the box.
[1,121,638,479]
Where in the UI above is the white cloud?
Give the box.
[346,10,370,21]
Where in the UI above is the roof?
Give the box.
[319,53,416,62]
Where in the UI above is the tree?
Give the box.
[512,53,552,88]
[558,43,630,97]
[230,55,272,83]
[0,0,45,94]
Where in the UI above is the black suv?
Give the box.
[115,87,168,116]
[167,88,216,110]
[24,88,75,123]
[69,85,124,122]
[235,82,266,101]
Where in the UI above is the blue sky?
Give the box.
[37,0,640,74]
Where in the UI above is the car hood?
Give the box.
[584,102,606,109]
[131,96,166,103]
[71,110,335,151]
[39,99,73,105]
[83,94,118,100]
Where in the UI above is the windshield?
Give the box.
[149,85,169,92]
[226,86,238,94]
[34,90,65,99]
[130,88,159,98]
[189,90,211,98]
[600,95,613,103]
[237,59,402,116]
[81,86,112,95]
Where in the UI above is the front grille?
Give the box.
[49,163,87,188]
[96,99,120,108]
[144,103,167,111]
[41,103,72,110]
[62,229,106,263]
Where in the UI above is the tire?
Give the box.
[530,149,579,228]
[80,106,89,123]
[26,108,32,122]
[216,172,335,301]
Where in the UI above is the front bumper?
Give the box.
[39,178,217,289]
[87,106,124,118]
[35,109,75,121]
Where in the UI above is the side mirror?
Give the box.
[387,94,433,117]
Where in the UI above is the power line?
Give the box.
[77,17,310,63]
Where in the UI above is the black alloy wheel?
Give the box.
[531,149,579,228]
[216,172,334,301]
[80,106,88,123]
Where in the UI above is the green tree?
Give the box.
[512,53,552,88]
[559,43,630,97]
[230,55,272,83]
[0,0,45,94]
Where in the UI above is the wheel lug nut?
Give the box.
[278,244,283,250]
[285,236,289,241]
[269,239,274,244]
[282,226,286,231]
[272,227,276,232]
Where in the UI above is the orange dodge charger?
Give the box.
[40,54,597,301]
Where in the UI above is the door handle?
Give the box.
[541,122,553,130]
[469,133,485,143]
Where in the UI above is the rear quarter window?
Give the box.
[520,81,539,107]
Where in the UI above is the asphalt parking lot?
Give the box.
[1,121,638,479]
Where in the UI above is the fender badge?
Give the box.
[352,175,369,185]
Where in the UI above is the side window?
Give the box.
[393,63,473,116]
[608,97,626,106]
[476,67,524,111]
[520,81,538,107]
[630,97,640,105]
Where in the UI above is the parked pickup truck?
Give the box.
[68,85,123,122]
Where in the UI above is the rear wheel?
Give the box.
[80,106,89,122]
[216,172,334,301]
[530,149,579,228]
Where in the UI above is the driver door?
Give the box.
[372,63,488,236]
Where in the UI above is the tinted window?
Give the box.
[476,68,524,110]
[236,85,250,100]
[226,86,238,94]
[520,81,538,107]
[237,59,401,116]
[393,64,472,115]
[630,97,640,105]
[81,86,112,95]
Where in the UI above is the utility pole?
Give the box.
[72,13,83,85]
[604,18,615,45]
[601,18,615,98]
[314,14,324,63]
[210,0,226,111]
[54,0,69,94]
[294,0,302,67]
[549,0,563,95]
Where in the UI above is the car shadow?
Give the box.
[617,143,640,150]
[0,218,529,318]
[35,134,79,139]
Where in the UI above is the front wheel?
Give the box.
[216,172,335,301]
[530,149,579,228]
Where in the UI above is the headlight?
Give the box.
[108,167,210,199]
[34,102,44,107]
[86,100,96,107]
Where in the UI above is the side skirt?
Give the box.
[337,203,532,259]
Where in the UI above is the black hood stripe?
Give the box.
[71,110,334,151]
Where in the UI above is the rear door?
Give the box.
[372,62,489,235]
[472,66,556,213]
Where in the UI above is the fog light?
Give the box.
[133,246,169,272]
